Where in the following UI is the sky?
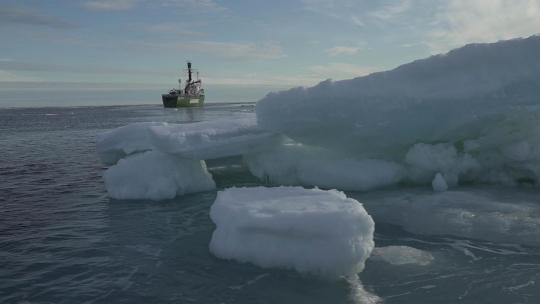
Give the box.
[1,0,540,106]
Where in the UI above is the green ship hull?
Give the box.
[162,94,205,108]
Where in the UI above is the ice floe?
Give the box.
[256,35,540,161]
[96,114,283,164]
[96,122,166,165]
[209,186,375,278]
[146,114,284,160]
[102,151,215,201]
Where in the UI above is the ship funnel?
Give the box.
[187,61,192,82]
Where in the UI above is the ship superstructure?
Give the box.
[162,61,205,108]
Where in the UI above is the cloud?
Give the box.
[300,0,357,11]
[128,22,205,37]
[83,0,142,10]
[311,63,376,77]
[123,40,283,61]
[204,74,323,87]
[426,0,540,52]
[0,4,80,29]
[0,70,42,82]
[0,60,177,76]
[82,0,228,13]
[351,16,365,27]
[159,0,229,14]
[300,0,413,28]
[368,0,411,21]
[183,41,282,61]
[324,45,363,56]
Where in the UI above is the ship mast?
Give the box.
[187,61,192,83]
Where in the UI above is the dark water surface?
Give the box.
[1,104,539,303]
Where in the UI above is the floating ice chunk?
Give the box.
[244,143,406,192]
[432,173,449,192]
[371,246,434,266]
[102,151,215,200]
[96,122,166,165]
[209,186,375,278]
[147,114,284,160]
[96,114,284,165]
[405,143,480,187]
[256,35,540,159]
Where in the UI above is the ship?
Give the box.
[162,61,205,108]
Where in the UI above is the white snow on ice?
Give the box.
[146,114,284,160]
[256,35,540,161]
[97,114,285,199]
[209,186,375,278]
[96,122,166,165]
[102,151,215,201]
[96,114,283,164]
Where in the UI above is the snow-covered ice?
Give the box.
[146,114,284,160]
[256,35,540,161]
[102,151,215,201]
[97,114,284,199]
[96,122,166,165]
[242,35,540,190]
[96,114,283,164]
[209,186,375,278]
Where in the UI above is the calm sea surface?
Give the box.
[1,104,539,303]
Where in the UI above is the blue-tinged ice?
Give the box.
[256,35,540,160]
[252,34,540,188]
[244,143,406,192]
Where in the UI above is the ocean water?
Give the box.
[1,104,539,304]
